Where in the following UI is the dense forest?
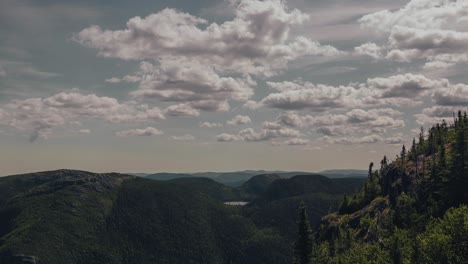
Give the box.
[293,111,468,263]
[0,170,363,263]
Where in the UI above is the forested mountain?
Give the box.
[302,112,468,263]
[0,169,364,263]
[140,170,367,187]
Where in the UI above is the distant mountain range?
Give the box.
[127,169,368,186]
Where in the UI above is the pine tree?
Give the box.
[391,235,403,264]
[400,145,406,168]
[339,194,349,214]
[410,138,417,161]
[449,112,466,205]
[293,202,313,264]
[368,162,374,177]
[418,126,425,153]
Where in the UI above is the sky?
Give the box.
[1,0,467,175]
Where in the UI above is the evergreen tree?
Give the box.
[339,194,349,214]
[418,126,425,153]
[410,138,417,162]
[368,162,374,177]
[293,202,313,264]
[391,234,403,264]
[400,145,406,168]
[449,112,466,205]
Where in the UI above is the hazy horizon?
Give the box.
[1,0,467,175]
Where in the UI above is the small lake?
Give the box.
[224,201,249,206]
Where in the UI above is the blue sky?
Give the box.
[1,0,467,175]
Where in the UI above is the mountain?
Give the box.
[319,169,367,178]
[145,172,196,181]
[168,177,241,201]
[0,169,366,263]
[243,175,365,241]
[141,170,366,187]
[309,113,468,263]
[0,170,290,264]
[238,174,281,200]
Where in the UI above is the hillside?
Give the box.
[168,177,241,201]
[308,112,468,263]
[243,175,365,241]
[141,170,366,187]
[0,169,366,264]
[0,170,288,264]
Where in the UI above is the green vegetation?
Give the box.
[0,169,363,263]
[302,112,468,263]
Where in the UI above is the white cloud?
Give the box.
[75,0,344,119]
[385,134,404,145]
[227,115,252,125]
[432,83,468,106]
[200,122,223,128]
[216,133,240,142]
[260,74,445,110]
[171,134,195,140]
[284,138,309,145]
[366,73,442,99]
[75,0,340,76]
[357,0,468,68]
[128,60,254,113]
[164,104,200,117]
[323,134,383,144]
[216,123,301,143]
[238,127,300,142]
[414,105,465,125]
[0,92,165,141]
[115,127,164,137]
[261,81,359,111]
[274,109,404,139]
[78,129,91,134]
[354,42,383,59]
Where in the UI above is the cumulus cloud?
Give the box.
[216,133,240,142]
[432,83,468,106]
[260,74,448,110]
[274,108,404,138]
[171,134,195,140]
[283,138,309,145]
[227,115,252,125]
[0,92,165,141]
[128,60,254,113]
[75,0,340,76]
[385,135,404,145]
[115,127,164,137]
[261,81,359,111]
[217,123,301,143]
[238,127,300,141]
[354,42,383,59]
[323,134,383,144]
[164,104,200,117]
[414,106,465,125]
[366,73,443,99]
[357,0,468,69]
[200,122,223,128]
[75,0,343,118]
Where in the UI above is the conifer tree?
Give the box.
[293,202,313,264]
[400,145,406,168]
[410,138,417,161]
